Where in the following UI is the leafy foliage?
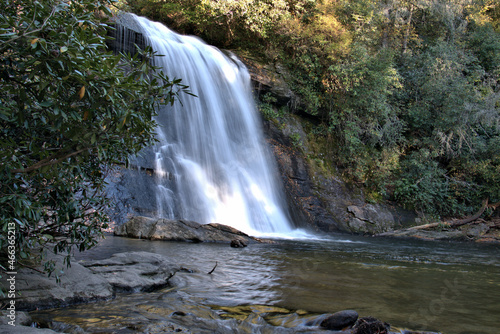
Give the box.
[0,0,187,271]
[124,0,314,48]
[127,0,499,220]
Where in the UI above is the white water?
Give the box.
[123,14,297,237]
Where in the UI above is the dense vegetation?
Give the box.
[126,0,499,221]
[0,0,187,273]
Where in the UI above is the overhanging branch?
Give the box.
[11,148,89,173]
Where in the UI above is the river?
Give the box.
[32,234,499,333]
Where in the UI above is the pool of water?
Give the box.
[36,234,500,333]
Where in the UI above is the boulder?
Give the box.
[347,205,396,234]
[464,223,490,238]
[0,253,113,311]
[81,251,182,293]
[0,251,184,312]
[0,311,32,327]
[320,309,358,330]
[114,217,262,244]
[230,239,248,248]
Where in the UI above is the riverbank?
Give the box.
[1,246,442,334]
[3,225,500,333]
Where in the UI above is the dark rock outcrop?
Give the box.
[240,54,417,234]
[114,216,264,244]
[238,56,297,108]
[320,309,359,330]
[261,113,415,234]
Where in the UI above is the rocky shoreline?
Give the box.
[0,252,440,334]
[1,220,447,334]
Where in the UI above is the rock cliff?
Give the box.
[238,55,417,234]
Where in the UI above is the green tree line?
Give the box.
[125,0,499,220]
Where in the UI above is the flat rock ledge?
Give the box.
[114,216,267,244]
[81,251,182,293]
[0,252,113,313]
[0,251,183,313]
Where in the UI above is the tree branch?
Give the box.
[11,148,89,173]
[0,6,57,51]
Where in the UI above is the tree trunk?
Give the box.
[402,4,413,54]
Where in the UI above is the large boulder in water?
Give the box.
[114,216,264,244]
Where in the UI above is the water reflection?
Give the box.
[60,235,500,333]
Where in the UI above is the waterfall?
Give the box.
[118,14,295,237]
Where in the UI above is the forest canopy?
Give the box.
[124,0,499,220]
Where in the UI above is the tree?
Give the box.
[0,0,187,273]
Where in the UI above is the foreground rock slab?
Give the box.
[114,216,265,244]
[0,252,113,312]
[81,251,182,292]
[0,251,184,312]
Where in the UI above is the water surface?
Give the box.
[50,234,500,334]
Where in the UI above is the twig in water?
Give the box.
[207,261,218,275]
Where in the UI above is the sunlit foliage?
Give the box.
[126,0,499,220]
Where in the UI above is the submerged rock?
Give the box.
[230,239,248,248]
[352,316,390,334]
[114,216,264,244]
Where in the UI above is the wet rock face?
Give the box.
[261,113,415,234]
[263,118,342,232]
[241,55,417,235]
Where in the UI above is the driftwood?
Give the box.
[207,261,218,275]
[378,198,499,236]
[408,198,490,230]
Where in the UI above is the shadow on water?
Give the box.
[39,234,499,334]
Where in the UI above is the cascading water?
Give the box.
[118,14,295,237]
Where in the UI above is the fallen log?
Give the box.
[378,198,497,236]
[408,198,489,230]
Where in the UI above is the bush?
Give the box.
[0,0,187,274]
